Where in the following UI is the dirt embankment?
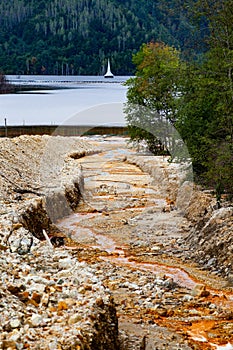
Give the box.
[0,135,232,349]
[0,135,96,239]
[127,154,233,282]
[184,191,233,281]
[0,135,119,350]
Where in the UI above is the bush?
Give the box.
[0,73,13,94]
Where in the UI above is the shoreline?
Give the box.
[0,125,128,138]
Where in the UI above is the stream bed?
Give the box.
[58,137,233,350]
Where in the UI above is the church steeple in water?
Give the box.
[104,59,114,78]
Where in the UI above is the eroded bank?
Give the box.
[0,135,233,349]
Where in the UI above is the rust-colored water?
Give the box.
[58,145,233,349]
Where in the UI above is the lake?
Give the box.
[1,75,130,126]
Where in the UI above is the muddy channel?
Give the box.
[58,137,233,350]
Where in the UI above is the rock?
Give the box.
[57,300,68,311]
[30,314,43,327]
[10,319,21,329]
[40,293,50,306]
[151,246,160,252]
[58,258,73,269]
[227,273,233,285]
[221,311,233,320]
[95,297,105,309]
[68,314,82,324]
[175,181,193,212]
[0,137,121,350]
[206,257,216,267]
[157,308,170,317]
[8,329,21,342]
[1,340,17,349]
[0,243,7,251]
[191,284,210,297]
[31,292,42,305]
[28,283,46,294]
[163,277,177,290]
[7,284,26,296]
[2,135,233,349]
[182,295,194,302]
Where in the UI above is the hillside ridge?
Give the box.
[0,0,203,75]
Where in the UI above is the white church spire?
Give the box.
[104,59,114,78]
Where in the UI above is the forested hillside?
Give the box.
[0,0,204,75]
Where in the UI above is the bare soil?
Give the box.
[58,137,233,350]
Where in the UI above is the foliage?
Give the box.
[0,0,205,75]
[125,42,183,156]
[125,1,233,198]
[0,73,13,93]
[176,0,233,198]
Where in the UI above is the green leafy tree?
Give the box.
[125,42,182,155]
[124,1,232,199]
[176,0,233,199]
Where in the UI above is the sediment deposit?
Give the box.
[0,135,119,350]
[0,135,233,349]
[0,135,95,239]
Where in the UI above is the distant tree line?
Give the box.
[0,0,206,75]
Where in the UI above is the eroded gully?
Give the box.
[58,137,233,350]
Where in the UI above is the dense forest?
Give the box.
[0,0,205,75]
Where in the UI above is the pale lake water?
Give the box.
[1,75,130,126]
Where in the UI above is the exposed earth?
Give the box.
[0,135,233,349]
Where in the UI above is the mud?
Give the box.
[1,135,233,349]
[57,137,233,350]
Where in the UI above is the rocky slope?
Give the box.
[0,135,120,350]
[0,135,232,349]
[126,154,233,282]
[0,135,95,240]
[0,241,119,350]
[184,193,233,282]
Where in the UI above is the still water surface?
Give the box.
[1,75,130,126]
